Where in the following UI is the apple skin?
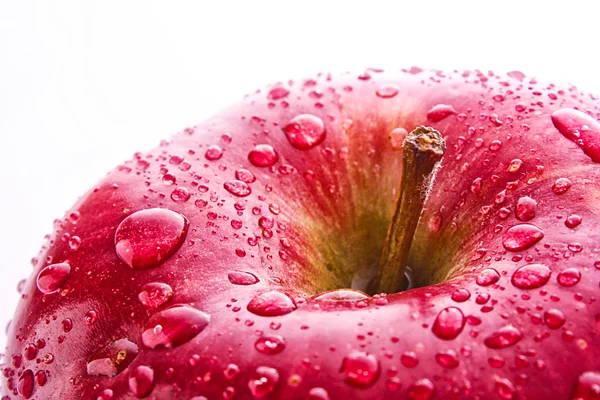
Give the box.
[2,68,600,400]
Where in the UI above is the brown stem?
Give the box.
[370,126,446,294]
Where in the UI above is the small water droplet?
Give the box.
[435,350,459,369]
[340,351,380,388]
[36,262,71,294]
[544,309,566,329]
[375,85,399,98]
[224,180,252,197]
[85,310,98,325]
[400,351,419,368]
[255,335,286,355]
[495,377,517,400]
[312,289,370,302]
[248,144,279,167]
[62,318,73,332]
[306,387,330,400]
[489,140,502,151]
[17,369,34,399]
[484,325,523,349]
[162,173,176,186]
[235,168,256,183]
[572,371,600,400]
[502,224,544,251]
[248,366,279,399]
[171,187,191,203]
[23,343,37,360]
[34,370,47,387]
[247,292,297,317]
[115,208,189,270]
[282,114,326,150]
[408,378,435,400]
[557,268,581,287]
[267,86,290,100]
[432,307,465,340]
[515,197,537,221]
[138,282,174,308]
[476,268,500,286]
[551,108,600,163]
[142,305,210,349]
[427,104,456,122]
[205,145,224,161]
[451,288,471,302]
[128,365,154,398]
[228,271,259,285]
[553,178,572,195]
[565,214,582,228]
[511,264,551,289]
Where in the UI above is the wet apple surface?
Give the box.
[2,68,600,399]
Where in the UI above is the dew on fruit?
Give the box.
[565,214,582,228]
[432,307,465,340]
[228,271,259,285]
[128,365,154,398]
[248,366,279,399]
[138,282,174,308]
[551,108,600,163]
[340,351,380,388]
[306,387,330,400]
[224,363,241,380]
[162,173,176,186]
[247,291,297,317]
[407,378,435,400]
[476,268,500,286]
[375,84,399,98]
[502,224,544,251]
[235,168,256,183]
[171,186,191,203]
[552,178,572,195]
[85,310,98,325]
[427,104,456,122]
[17,369,34,399]
[571,371,600,400]
[205,145,224,161]
[114,208,189,270]
[451,288,470,302]
[255,335,286,355]
[248,144,279,167]
[515,197,537,221]
[511,264,551,289]
[312,289,370,302]
[282,114,326,150]
[544,309,566,329]
[141,305,210,348]
[435,350,459,369]
[557,268,581,287]
[34,370,46,387]
[224,180,252,197]
[495,378,517,400]
[23,343,37,360]
[36,262,71,294]
[401,351,419,368]
[267,86,290,100]
[484,325,523,349]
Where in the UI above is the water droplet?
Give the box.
[515,197,537,221]
[34,370,47,387]
[115,208,189,270]
[451,288,471,302]
[247,291,297,317]
[224,180,252,197]
[484,325,523,349]
[62,318,73,332]
[142,305,210,349]
[248,366,279,399]
[85,310,98,325]
[502,224,544,251]
[551,108,600,162]
[571,371,600,400]
[340,351,380,388]
[68,235,82,250]
[255,335,286,355]
[205,145,224,161]
[23,343,37,360]
[427,104,456,122]
[171,187,191,203]
[435,350,459,369]
[36,262,71,294]
[553,178,572,195]
[306,387,330,400]
[557,268,581,287]
[511,264,551,289]
[267,86,290,100]
[128,365,154,398]
[432,307,465,340]
[282,114,326,150]
[138,282,174,308]
[400,351,419,368]
[507,159,523,172]
[476,268,500,286]
[312,289,370,302]
[162,173,176,186]
[408,378,435,400]
[495,378,517,400]
[375,84,399,98]
[228,271,259,285]
[17,369,34,399]
[565,214,582,228]
[489,140,503,151]
[235,168,256,183]
[544,309,566,329]
[248,144,279,167]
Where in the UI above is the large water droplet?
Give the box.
[306,388,330,400]
[551,108,600,163]
[476,268,500,286]
[17,369,34,399]
[340,351,380,388]
[138,282,174,308]
[115,208,189,270]
[553,178,572,195]
[235,168,256,183]
[128,365,154,398]
[224,180,252,197]
[205,145,224,161]
[451,288,471,302]
[432,307,465,340]
[408,378,435,400]
[36,262,71,294]
[515,197,537,221]
[248,366,279,399]
[267,86,290,100]
[571,371,600,400]
[502,224,544,251]
[248,144,279,167]
[427,104,456,122]
[557,268,581,287]
[511,264,551,289]
[375,85,399,98]
[312,289,370,302]
[544,309,566,329]
[282,114,326,150]
[484,325,523,349]
[435,350,459,369]
[255,335,286,355]
[142,305,210,349]
[247,291,297,316]
[565,214,583,228]
[495,378,517,400]
[228,271,259,285]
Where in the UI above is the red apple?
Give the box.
[2,68,600,400]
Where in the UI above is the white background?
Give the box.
[1,1,599,351]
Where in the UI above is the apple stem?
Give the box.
[370,126,446,294]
